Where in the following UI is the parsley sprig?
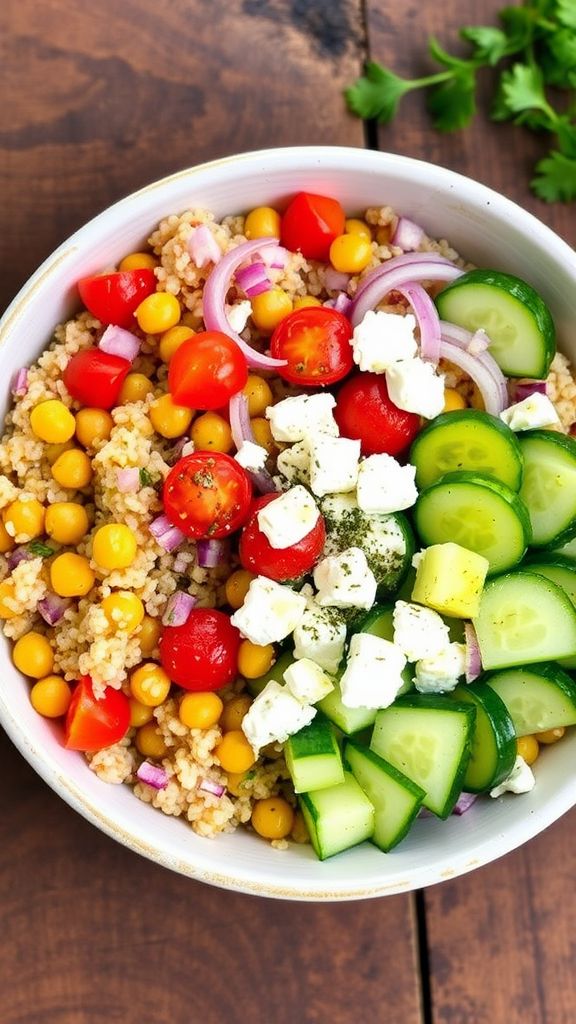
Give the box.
[345,0,576,202]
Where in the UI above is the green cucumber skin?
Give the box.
[451,683,517,793]
[299,772,375,860]
[344,738,425,852]
[519,431,576,549]
[285,717,345,794]
[318,679,378,735]
[247,650,294,697]
[483,662,576,735]
[409,410,524,491]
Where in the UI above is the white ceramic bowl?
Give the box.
[1,147,575,901]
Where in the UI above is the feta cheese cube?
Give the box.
[230,576,306,645]
[499,393,561,432]
[257,484,320,549]
[393,600,450,661]
[283,658,334,704]
[241,680,316,752]
[490,755,536,798]
[266,393,339,442]
[314,547,377,610]
[226,299,252,333]
[309,435,361,498]
[386,357,445,419]
[356,453,418,514]
[351,310,418,373]
[234,440,268,472]
[293,585,347,674]
[340,633,407,709]
[276,439,311,486]
[413,642,466,694]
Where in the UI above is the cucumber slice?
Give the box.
[553,536,576,561]
[409,410,523,491]
[370,694,476,818]
[473,571,576,669]
[518,554,576,668]
[435,269,556,378]
[285,716,345,793]
[246,650,294,697]
[344,738,425,851]
[299,771,375,860]
[451,683,517,792]
[353,604,413,696]
[518,431,576,548]
[484,662,576,735]
[318,674,378,735]
[414,471,531,574]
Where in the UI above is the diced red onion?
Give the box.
[137,761,169,790]
[324,292,353,317]
[187,224,221,268]
[464,622,483,683]
[198,778,226,798]
[11,368,28,397]
[248,468,278,494]
[197,538,228,568]
[229,392,254,450]
[439,322,509,411]
[235,261,271,298]
[37,592,71,625]
[99,325,140,363]
[510,379,548,402]
[391,216,425,252]
[439,339,508,416]
[351,254,463,326]
[7,546,34,570]
[396,282,441,364]
[259,245,288,269]
[202,237,287,370]
[170,436,190,464]
[452,792,478,815]
[149,514,185,552]
[324,267,350,292]
[116,467,140,493]
[162,590,197,626]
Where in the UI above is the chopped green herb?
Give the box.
[28,541,55,557]
[139,468,155,487]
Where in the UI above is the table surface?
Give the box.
[1,2,575,1021]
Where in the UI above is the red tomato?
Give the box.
[239,494,326,582]
[159,608,240,691]
[168,332,248,410]
[270,307,353,387]
[78,269,156,328]
[163,451,252,539]
[64,677,130,752]
[63,348,131,409]
[281,192,345,260]
[335,373,421,456]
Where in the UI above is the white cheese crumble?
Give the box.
[490,755,536,798]
[308,435,361,498]
[386,357,445,419]
[226,300,252,333]
[257,484,320,549]
[393,600,451,662]
[292,584,347,674]
[234,440,268,472]
[230,576,306,645]
[241,680,316,752]
[283,658,334,704]
[340,632,407,709]
[356,453,418,514]
[266,393,339,442]
[276,439,310,486]
[499,393,561,431]
[351,310,418,373]
[413,642,466,694]
[313,547,377,610]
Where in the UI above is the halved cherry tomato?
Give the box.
[64,676,130,751]
[239,494,326,582]
[159,608,240,691]
[78,269,156,328]
[270,307,353,387]
[168,332,248,410]
[163,451,252,539]
[335,372,421,456]
[281,192,345,260]
[63,348,131,409]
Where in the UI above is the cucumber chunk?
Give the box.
[370,694,476,818]
[414,471,531,574]
[246,650,294,697]
[451,683,517,792]
[344,738,425,851]
[484,662,576,736]
[435,269,556,378]
[299,771,375,860]
[409,410,523,491]
[285,716,345,793]
[518,431,576,548]
[353,604,413,695]
[518,554,576,668]
[318,674,378,735]
[473,571,576,670]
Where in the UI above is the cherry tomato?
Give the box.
[335,372,421,456]
[270,307,353,387]
[159,608,240,691]
[63,348,131,410]
[64,676,130,752]
[163,451,252,539]
[78,269,156,328]
[281,192,345,261]
[168,332,248,410]
[239,494,326,582]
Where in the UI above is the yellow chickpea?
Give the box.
[516,735,540,766]
[293,296,322,310]
[51,448,92,489]
[214,730,256,773]
[219,694,253,732]
[225,569,255,610]
[135,292,181,335]
[251,797,295,840]
[242,375,273,417]
[190,412,233,453]
[92,523,137,571]
[0,580,18,619]
[139,615,162,654]
[159,325,195,363]
[101,591,145,632]
[345,218,372,239]
[251,289,292,332]
[0,519,15,553]
[329,233,372,274]
[237,640,275,679]
[135,723,168,759]
[150,394,194,439]
[250,417,276,455]
[44,441,75,466]
[537,727,566,744]
[30,400,76,444]
[50,552,95,597]
[45,502,89,545]
[244,206,281,239]
[12,631,54,678]
[30,676,72,718]
[3,498,45,542]
[75,408,114,449]
[443,388,467,412]
[118,373,154,405]
[129,698,154,728]
[119,252,157,271]
[179,691,224,730]
[130,662,171,707]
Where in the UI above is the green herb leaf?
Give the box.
[344,62,411,123]
[139,467,154,487]
[460,26,510,65]
[427,68,476,132]
[556,117,576,158]
[428,37,472,71]
[28,541,55,557]
[556,0,576,29]
[498,6,535,49]
[538,27,576,88]
[498,63,552,118]
[531,150,576,202]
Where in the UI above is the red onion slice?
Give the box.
[324,292,353,317]
[197,538,228,568]
[37,592,71,625]
[229,392,254,450]
[11,368,28,397]
[324,267,350,292]
[99,325,140,362]
[439,339,508,416]
[187,224,221,268]
[351,262,463,328]
[396,282,441,364]
[353,251,462,302]
[116,467,140,493]
[149,514,185,552]
[464,622,483,683]
[510,379,548,402]
[452,792,478,815]
[198,778,226,797]
[391,216,425,251]
[137,761,169,790]
[162,590,197,626]
[259,245,288,269]
[236,261,271,298]
[7,546,34,570]
[202,237,287,370]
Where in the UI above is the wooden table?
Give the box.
[1,2,575,1021]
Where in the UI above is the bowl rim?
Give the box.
[1,145,576,901]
